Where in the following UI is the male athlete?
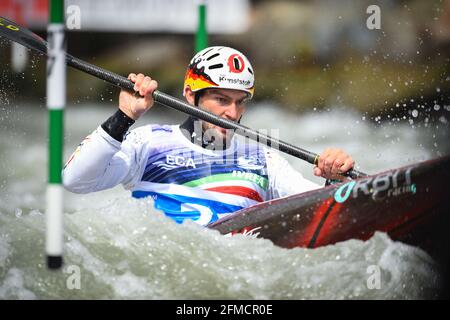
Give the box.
[63,46,354,225]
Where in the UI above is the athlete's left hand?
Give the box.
[313,148,354,181]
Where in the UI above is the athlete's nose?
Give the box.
[224,102,240,121]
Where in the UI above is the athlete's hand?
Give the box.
[119,73,158,120]
[313,148,354,181]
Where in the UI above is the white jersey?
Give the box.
[63,124,321,225]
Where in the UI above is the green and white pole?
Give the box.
[46,0,65,270]
[195,0,208,52]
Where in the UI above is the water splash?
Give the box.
[0,199,442,299]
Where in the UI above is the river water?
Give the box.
[0,101,448,299]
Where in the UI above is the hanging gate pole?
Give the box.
[46,0,65,270]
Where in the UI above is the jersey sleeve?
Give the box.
[62,125,150,194]
[265,149,322,199]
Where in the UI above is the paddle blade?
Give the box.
[0,16,47,55]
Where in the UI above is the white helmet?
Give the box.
[184,46,255,98]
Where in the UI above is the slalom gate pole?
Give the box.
[46,0,65,270]
[195,0,208,52]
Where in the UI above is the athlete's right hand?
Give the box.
[119,73,158,120]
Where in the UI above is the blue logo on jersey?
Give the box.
[132,191,243,225]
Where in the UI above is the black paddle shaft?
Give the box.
[0,16,367,179]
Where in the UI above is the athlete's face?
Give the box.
[184,87,249,144]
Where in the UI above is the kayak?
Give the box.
[208,155,450,261]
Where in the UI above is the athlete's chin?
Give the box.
[217,127,227,136]
[217,128,235,141]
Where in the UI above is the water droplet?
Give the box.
[15,208,22,218]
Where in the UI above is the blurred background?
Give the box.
[1,0,449,115]
[0,0,449,299]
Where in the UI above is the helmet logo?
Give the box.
[227,54,245,73]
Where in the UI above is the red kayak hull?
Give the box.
[209,156,450,261]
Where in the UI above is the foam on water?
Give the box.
[0,103,448,299]
[0,198,442,299]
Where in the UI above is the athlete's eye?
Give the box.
[216,97,228,104]
[237,99,247,106]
